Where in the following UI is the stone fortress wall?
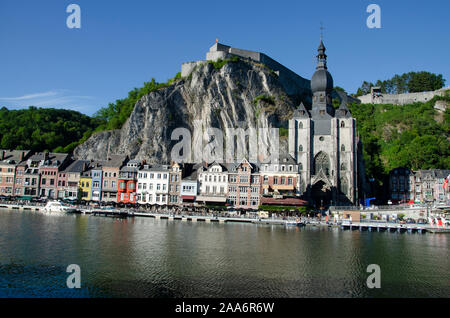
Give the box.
[182,43,311,97]
[358,87,449,105]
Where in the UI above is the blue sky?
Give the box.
[0,0,449,116]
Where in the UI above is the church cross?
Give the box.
[320,22,324,40]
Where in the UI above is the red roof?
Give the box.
[260,197,308,206]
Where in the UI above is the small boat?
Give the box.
[43,201,78,213]
[285,219,306,227]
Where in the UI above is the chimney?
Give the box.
[1,150,5,160]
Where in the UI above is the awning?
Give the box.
[182,195,196,200]
[196,195,227,203]
[17,196,33,200]
[260,196,308,206]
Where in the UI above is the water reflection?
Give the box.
[0,209,449,298]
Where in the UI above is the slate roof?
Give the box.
[0,150,31,165]
[64,160,89,173]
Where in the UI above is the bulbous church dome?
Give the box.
[311,40,334,94]
[311,69,334,93]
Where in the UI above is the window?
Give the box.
[340,177,348,195]
[299,122,303,129]
[314,152,330,176]
[299,145,303,152]
[240,176,249,183]
[341,145,346,152]
[341,163,346,171]
[340,121,345,128]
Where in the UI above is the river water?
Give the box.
[0,209,448,298]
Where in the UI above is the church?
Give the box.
[289,40,361,207]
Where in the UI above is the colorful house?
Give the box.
[0,150,31,197]
[90,162,103,202]
[36,152,70,199]
[80,170,92,201]
[117,160,139,204]
[101,155,128,203]
[64,160,88,200]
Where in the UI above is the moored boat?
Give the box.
[43,201,78,213]
[285,219,306,227]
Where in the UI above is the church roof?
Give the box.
[335,101,352,118]
[293,103,310,118]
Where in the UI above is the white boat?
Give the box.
[43,201,78,213]
[285,219,306,227]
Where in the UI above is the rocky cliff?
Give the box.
[74,58,308,163]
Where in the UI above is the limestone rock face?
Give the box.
[74,59,305,163]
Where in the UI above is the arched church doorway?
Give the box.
[311,180,332,209]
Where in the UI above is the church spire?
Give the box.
[316,40,327,70]
[310,38,334,118]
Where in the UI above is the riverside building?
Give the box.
[136,164,170,205]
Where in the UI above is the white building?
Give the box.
[197,162,228,205]
[136,164,169,205]
[180,167,199,205]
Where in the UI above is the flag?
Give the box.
[434,218,440,228]
[443,174,450,190]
